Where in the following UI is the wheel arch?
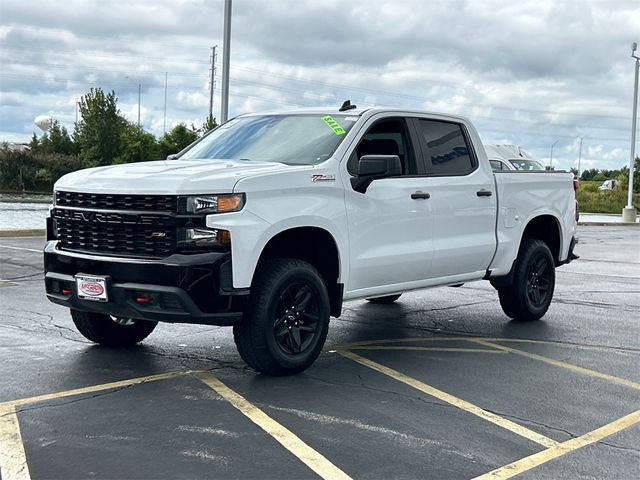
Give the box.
[490,213,562,289]
[520,214,562,265]
[256,226,343,317]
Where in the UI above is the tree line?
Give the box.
[0,88,217,192]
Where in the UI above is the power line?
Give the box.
[0,71,631,141]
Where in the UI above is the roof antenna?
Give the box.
[339,100,357,112]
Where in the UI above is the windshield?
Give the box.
[180,114,358,165]
[509,159,544,171]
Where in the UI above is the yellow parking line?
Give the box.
[337,336,465,348]
[469,340,640,391]
[346,346,506,353]
[0,370,200,409]
[337,337,640,355]
[473,409,640,479]
[485,338,640,354]
[0,405,31,480]
[338,350,558,448]
[195,371,352,480]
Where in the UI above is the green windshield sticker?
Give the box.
[321,115,346,135]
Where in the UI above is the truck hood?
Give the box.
[55,159,305,194]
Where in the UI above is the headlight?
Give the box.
[178,228,231,249]
[184,194,245,214]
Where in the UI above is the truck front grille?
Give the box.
[56,191,177,212]
[54,218,176,257]
[53,191,183,258]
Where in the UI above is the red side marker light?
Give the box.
[62,288,72,295]
[136,295,153,304]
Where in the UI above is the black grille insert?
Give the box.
[56,191,177,212]
[55,218,176,257]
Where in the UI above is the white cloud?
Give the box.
[0,0,638,171]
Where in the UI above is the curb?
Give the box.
[578,222,639,226]
[0,229,46,237]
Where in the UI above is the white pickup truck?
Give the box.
[44,105,579,375]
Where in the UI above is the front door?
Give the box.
[343,116,434,293]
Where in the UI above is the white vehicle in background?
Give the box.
[598,179,618,191]
[485,144,545,172]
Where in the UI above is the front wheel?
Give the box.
[71,310,157,346]
[498,239,555,321]
[233,259,330,376]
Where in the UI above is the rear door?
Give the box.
[412,117,497,278]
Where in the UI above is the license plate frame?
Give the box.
[75,274,109,302]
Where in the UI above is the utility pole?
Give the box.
[577,137,583,179]
[623,42,639,223]
[137,83,141,127]
[124,76,141,127]
[220,0,232,122]
[549,139,559,169]
[209,46,217,119]
[163,72,168,134]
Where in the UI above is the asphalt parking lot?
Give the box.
[1,225,639,480]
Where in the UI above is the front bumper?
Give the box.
[44,241,248,326]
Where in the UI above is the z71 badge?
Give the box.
[311,174,336,182]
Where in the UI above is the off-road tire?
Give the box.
[366,294,402,304]
[233,258,330,376]
[498,239,555,321]
[71,310,157,346]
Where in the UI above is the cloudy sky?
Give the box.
[0,0,638,172]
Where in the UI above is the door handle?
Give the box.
[476,190,493,197]
[411,191,431,200]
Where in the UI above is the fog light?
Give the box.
[178,228,230,248]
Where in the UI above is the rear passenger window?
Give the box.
[417,120,476,175]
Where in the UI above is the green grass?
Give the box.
[576,181,639,213]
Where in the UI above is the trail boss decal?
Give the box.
[311,174,336,182]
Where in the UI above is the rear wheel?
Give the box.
[71,310,157,346]
[366,294,402,304]
[498,239,555,321]
[233,259,330,375]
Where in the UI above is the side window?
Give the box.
[417,119,476,175]
[490,160,503,172]
[347,118,416,176]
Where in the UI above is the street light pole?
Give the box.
[577,137,583,179]
[124,76,141,127]
[137,83,141,127]
[220,0,232,123]
[549,139,559,169]
[623,42,639,223]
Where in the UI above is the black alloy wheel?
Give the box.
[497,238,555,322]
[526,252,553,309]
[233,258,330,375]
[273,283,321,355]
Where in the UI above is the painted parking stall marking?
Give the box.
[338,349,559,448]
[1,335,638,479]
[0,405,30,480]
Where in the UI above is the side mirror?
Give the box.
[166,153,178,160]
[351,155,402,193]
[357,155,402,176]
